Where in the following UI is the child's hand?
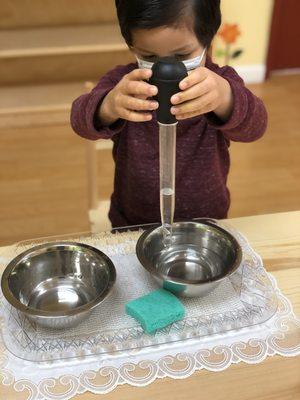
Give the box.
[170,67,233,121]
[99,69,158,125]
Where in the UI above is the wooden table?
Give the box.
[1,212,299,400]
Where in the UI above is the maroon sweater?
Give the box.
[71,57,267,228]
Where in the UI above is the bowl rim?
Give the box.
[136,220,243,285]
[1,241,116,318]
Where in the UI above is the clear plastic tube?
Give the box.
[159,122,177,246]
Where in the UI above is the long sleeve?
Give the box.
[70,64,135,141]
[205,63,268,143]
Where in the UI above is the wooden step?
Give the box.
[0,24,134,85]
[0,80,114,152]
[0,81,96,130]
[0,0,117,29]
[0,24,127,59]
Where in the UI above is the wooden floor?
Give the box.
[0,74,299,246]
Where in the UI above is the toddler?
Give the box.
[71,0,267,228]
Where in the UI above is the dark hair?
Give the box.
[115,0,221,48]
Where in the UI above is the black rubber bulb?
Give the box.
[150,57,188,124]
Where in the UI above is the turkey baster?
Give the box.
[150,58,188,246]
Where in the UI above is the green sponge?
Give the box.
[125,289,185,334]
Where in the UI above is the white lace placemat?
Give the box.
[0,236,299,400]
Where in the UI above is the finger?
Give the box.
[120,109,153,122]
[135,94,149,100]
[126,80,158,97]
[171,92,215,115]
[171,80,210,105]
[179,67,209,90]
[176,106,213,120]
[121,95,158,111]
[127,68,153,81]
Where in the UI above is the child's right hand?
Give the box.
[99,69,158,125]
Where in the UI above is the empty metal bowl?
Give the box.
[1,242,116,329]
[136,220,242,297]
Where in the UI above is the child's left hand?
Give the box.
[171,67,234,121]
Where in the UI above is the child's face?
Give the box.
[131,25,205,64]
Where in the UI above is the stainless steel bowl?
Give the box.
[136,220,242,297]
[1,242,116,329]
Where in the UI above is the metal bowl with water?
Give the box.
[1,242,116,329]
[136,220,242,297]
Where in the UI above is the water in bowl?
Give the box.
[27,276,95,312]
[156,244,224,282]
